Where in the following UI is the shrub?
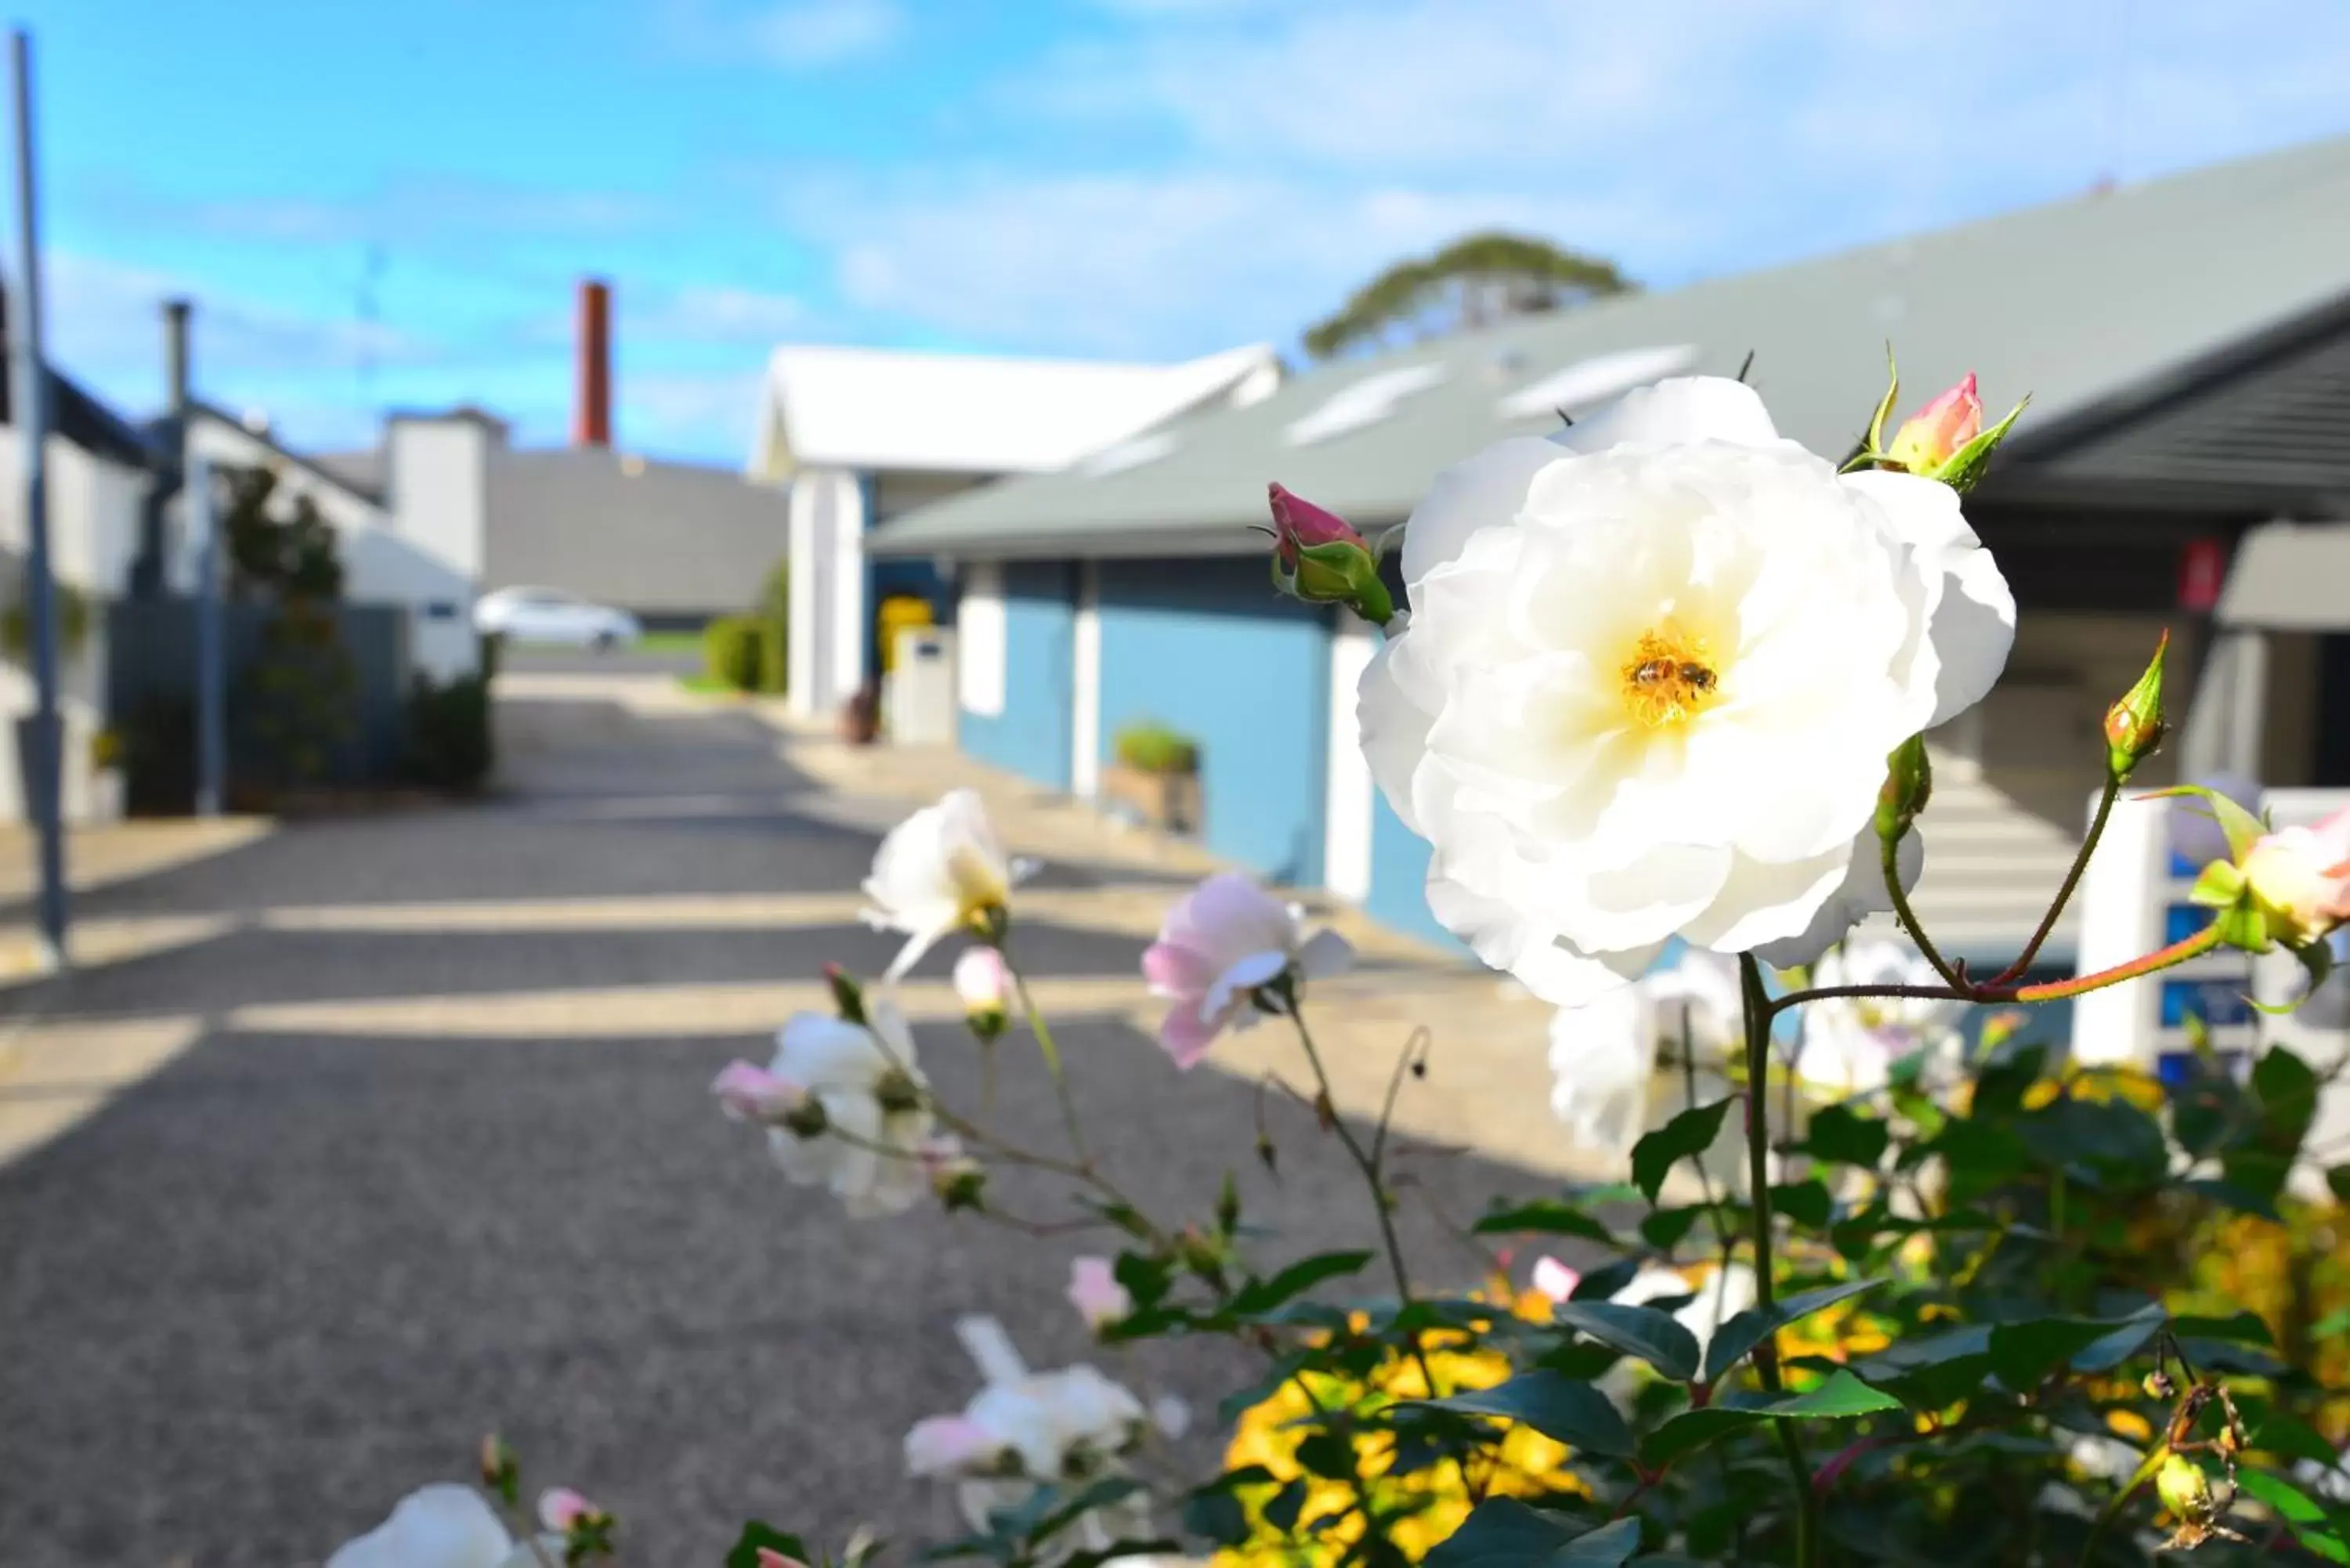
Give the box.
[1113,718,1199,775]
[400,670,494,791]
[703,615,765,693]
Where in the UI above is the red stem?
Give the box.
[1774,924,2222,1015]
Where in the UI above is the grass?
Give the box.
[635,630,706,655]
[676,674,742,695]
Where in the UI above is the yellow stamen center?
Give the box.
[1620,627,1721,729]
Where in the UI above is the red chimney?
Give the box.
[573,278,612,448]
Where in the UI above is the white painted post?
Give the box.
[1070,561,1100,798]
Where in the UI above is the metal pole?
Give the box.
[9,30,65,970]
[190,453,224,815]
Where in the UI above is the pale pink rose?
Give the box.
[1141,873,1353,1068]
[1066,1256,1133,1330]
[537,1487,600,1534]
[1531,1255,1582,1304]
[906,1413,1003,1478]
[953,947,1012,1014]
[1887,371,1983,472]
[2242,804,2350,947]
[710,1060,808,1123]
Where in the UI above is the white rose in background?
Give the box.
[863,789,1035,979]
[1547,945,1740,1153]
[758,998,935,1219]
[906,1321,1154,1563]
[1141,873,1354,1067]
[1358,376,2013,1005]
[1794,938,1967,1096]
[326,1484,558,1568]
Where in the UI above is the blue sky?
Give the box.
[20,0,2350,464]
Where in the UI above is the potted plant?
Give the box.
[1103,719,1202,834]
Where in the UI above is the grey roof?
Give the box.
[868,133,2350,561]
[483,447,789,616]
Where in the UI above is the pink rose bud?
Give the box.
[1885,371,1983,474]
[756,1551,810,1568]
[2240,805,2350,948]
[1067,1255,1134,1330]
[953,947,1012,1041]
[1265,483,1394,626]
[710,1060,808,1124]
[538,1487,601,1534]
[906,1413,1001,1477]
[1531,1255,1581,1304]
[1268,482,1367,565]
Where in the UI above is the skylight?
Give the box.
[1284,363,1449,446]
[1495,345,1699,422]
[1078,430,1180,475]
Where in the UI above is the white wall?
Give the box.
[183,412,483,681]
[784,466,869,718]
[0,435,142,824]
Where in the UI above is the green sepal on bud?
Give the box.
[934,1163,986,1213]
[1267,483,1395,627]
[822,963,867,1025]
[1875,733,1932,845]
[2102,630,2170,782]
[479,1433,520,1507]
[1926,396,2029,495]
[1849,352,2028,493]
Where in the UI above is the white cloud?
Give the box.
[785,0,2350,357]
[745,0,904,67]
[627,284,806,342]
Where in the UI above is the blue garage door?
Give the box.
[959,562,1074,791]
[1097,558,1329,884]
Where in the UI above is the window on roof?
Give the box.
[1494,345,1698,422]
[1079,431,1178,475]
[1283,363,1448,446]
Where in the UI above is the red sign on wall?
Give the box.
[2178,537,2225,612]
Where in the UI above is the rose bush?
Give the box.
[338,363,2350,1568]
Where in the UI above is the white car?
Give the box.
[474,587,641,649]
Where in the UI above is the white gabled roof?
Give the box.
[748,341,1281,479]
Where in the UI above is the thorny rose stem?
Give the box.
[1740,953,1820,1568]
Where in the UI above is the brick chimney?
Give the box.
[573,277,612,448]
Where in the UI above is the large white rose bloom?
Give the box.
[765,997,935,1219]
[326,1484,557,1568]
[1361,376,2013,1004]
[1547,945,1741,1152]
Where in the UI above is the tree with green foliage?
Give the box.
[1303,231,1633,361]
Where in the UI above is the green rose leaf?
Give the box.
[1701,1277,1890,1383]
[1473,1199,1618,1246]
[1631,1097,1734,1204]
[1550,1300,1702,1382]
[1227,1250,1375,1316]
[1803,1104,1889,1168]
[2234,1471,2350,1565]
[1637,1371,1902,1469]
[1426,1500,1639,1568]
[1421,1370,1636,1458]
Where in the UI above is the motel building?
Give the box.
[862,133,2350,997]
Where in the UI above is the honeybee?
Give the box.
[1631,659,1717,692]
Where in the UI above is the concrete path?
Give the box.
[0,677,1574,1568]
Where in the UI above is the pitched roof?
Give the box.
[483,446,787,616]
[749,341,1281,479]
[867,132,2350,560]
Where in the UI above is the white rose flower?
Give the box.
[1548,946,1741,1153]
[863,789,1034,980]
[326,1484,557,1568]
[913,1363,1153,1561]
[765,998,935,1219]
[1795,936,1966,1095]
[1359,376,2013,1004]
